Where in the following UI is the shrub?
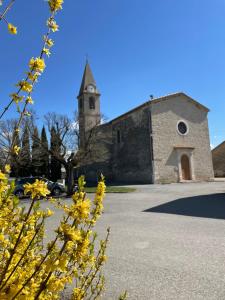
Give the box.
[0,172,109,299]
[0,1,112,299]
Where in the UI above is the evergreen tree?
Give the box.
[40,126,49,177]
[10,127,21,178]
[50,126,61,181]
[19,126,31,177]
[31,127,41,176]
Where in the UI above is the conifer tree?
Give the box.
[31,127,41,176]
[10,127,21,177]
[50,126,61,181]
[19,126,31,177]
[40,126,49,177]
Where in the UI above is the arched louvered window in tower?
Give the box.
[89,97,95,110]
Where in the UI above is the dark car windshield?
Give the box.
[17,178,35,185]
[16,177,48,185]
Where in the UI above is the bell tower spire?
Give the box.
[77,61,101,149]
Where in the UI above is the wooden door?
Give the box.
[181,155,191,180]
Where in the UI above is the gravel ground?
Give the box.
[22,181,225,299]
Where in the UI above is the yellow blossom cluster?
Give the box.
[16,80,33,93]
[4,165,10,174]
[0,170,7,181]
[47,18,59,32]
[24,179,50,199]
[48,0,64,12]
[26,96,34,105]
[29,57,46,73]
[0,172,109,299]
[8,23,17,35]
[13,145,20,155]
[10,93,24,104]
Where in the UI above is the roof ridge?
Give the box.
[107,92,209,124]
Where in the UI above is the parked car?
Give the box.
[14,177,65,198]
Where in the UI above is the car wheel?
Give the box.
[52,188,61,197]
[15,190,24,198]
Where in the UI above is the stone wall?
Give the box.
[151,94,214,183]
[212,141,225,177]
[76,123,113,184]
[111,107,153,184]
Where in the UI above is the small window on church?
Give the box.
[89,97,95,110]
[117,130,121,143]
[177,121,188,135]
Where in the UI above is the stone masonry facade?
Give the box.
[212,141,225,177]
[151,93,214,183]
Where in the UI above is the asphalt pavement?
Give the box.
[22,181,225,299]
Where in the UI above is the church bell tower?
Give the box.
[77,61,101,149]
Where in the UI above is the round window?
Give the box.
[177,121,188,135]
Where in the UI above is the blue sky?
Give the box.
[1,0,225,148]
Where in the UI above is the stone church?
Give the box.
[76,62,214,184]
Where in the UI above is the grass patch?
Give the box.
[84,186,136,193]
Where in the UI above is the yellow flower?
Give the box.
[4,165,11,174]
[46,208,54,217]
[16,81,33,93]
[99,254,107,264]
[26,96,34,104]
[47,276,67,293]
[58,255,68,271]
[0,233,5,242]
[47,38,54,47]
[48,0,64,12]
[47,18,59,32]
[0,171,7,181]
[27,72,39,82]
[72,199,91,220]
[0,182,8,193]
[59,224,81,242]
[73,288,85,300]
[24,179,50,199]
[5,250,10,259]
[13,145,20,155]
[29,57,46,73]
[43,47,51,57]
[10,93,24,104]
[8,23,17,34]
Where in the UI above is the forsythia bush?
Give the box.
[0,170,109,299]
[0,0,120,299]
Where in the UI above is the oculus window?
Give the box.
[177,121,188,135]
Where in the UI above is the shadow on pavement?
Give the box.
[143,193,225,220]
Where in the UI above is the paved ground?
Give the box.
[23,182,225,299]
[94,182,225,300]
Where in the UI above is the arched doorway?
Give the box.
[181,154,191,180]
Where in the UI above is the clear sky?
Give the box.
[1,0,225,148]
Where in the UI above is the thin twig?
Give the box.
[0,0,15,22]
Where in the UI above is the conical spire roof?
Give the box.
[78,61,99,96]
